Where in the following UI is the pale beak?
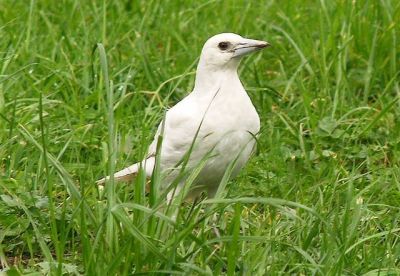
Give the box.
[232,38,271,58]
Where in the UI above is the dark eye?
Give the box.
[218,41,230,50]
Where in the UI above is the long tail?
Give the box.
[96,157,155,185]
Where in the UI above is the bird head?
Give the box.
[198,33,270,71]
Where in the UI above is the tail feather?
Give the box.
[96,157,155,185]
[96,163,139,185]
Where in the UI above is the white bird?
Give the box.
[97,33,270,200]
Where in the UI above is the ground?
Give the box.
[0,0,400,275]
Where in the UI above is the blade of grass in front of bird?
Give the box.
[115,203,176,226]
[227,203,242,275]
[97,43,120,256]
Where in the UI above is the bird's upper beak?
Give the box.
[232,38,271,58]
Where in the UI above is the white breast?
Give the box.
[157,77,260,198]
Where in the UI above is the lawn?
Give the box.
[1,0,400,274]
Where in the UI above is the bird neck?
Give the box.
[193,61,240,94]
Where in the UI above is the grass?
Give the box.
[1,0,400,274]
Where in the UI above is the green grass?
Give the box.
[1,0,400,274]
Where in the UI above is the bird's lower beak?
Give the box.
[232,38,271,58]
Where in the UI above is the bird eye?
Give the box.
[218,42,230,50]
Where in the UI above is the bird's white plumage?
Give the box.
[97,33,270,200]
